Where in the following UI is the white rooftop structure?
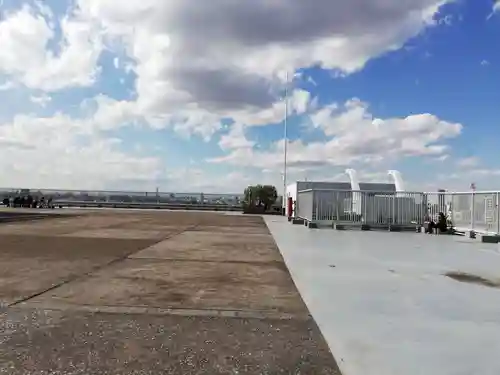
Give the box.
[284,169,404,210]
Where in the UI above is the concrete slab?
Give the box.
[0,215,141,235]
[0,235,157,305]
[59,215,143,229]
[181,230,277,245]
[0,309,340,375]
[190,225,270,235]
[61,229,170,240]
[123,213,204,226]
[0,218,82,235]
[0,257,112,306]
[0,210,340,374]
[0,212,62,224]
[131,241,280,262]
[25,259,308,317]
[0,235,156,259]
[108,222,191,231]
[131,231,281,262]
[194,214,266,227]
[265,216,500,375]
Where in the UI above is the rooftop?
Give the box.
[3,206,500,374]
[266,216,500,375]
[0,208,340,374]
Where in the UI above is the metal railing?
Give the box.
[0,187,243,206]
[424,191,500,235]
[296,189,500,235]
[0,187,245,212]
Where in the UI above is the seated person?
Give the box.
[436,212,448,233]
[424,215,436,234]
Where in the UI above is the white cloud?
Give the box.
[0,4,102,91]
[436,167,500,191]
[0,0,466,192]
[0,81,15,91]
[218,123,255,151]
[456,156,480,168]
[2,0,452,132]
[0,114,163,189]
[438,14,453,26]
[307,76,318,86]
[210,98,462,170]
[164,167,262,193]
[435,154,449,162]
[487,1,500,19]
[29,93,51,107]
[71,0,453,128]
[481,60,489,66]
[494,1,500,14]
[471,169,500,176]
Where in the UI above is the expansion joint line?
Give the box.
[8,225,199,308]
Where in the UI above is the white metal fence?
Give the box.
[424,191,500,235]
[296,189,500,235]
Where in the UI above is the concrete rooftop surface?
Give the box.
[266,216,500,375]
[0,208,340,374]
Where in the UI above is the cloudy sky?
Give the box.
[0,0,499,193]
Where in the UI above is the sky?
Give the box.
[0,0,499,194]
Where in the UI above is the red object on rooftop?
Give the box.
[287,196,293,218]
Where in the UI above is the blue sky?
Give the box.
[0,0,499,193]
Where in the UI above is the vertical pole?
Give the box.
[496,192,499,235]
[363,191,367,225]
[391,193,395,230]
[471,191,475,232]
[283,71,288,216]
[312,189,316,222]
